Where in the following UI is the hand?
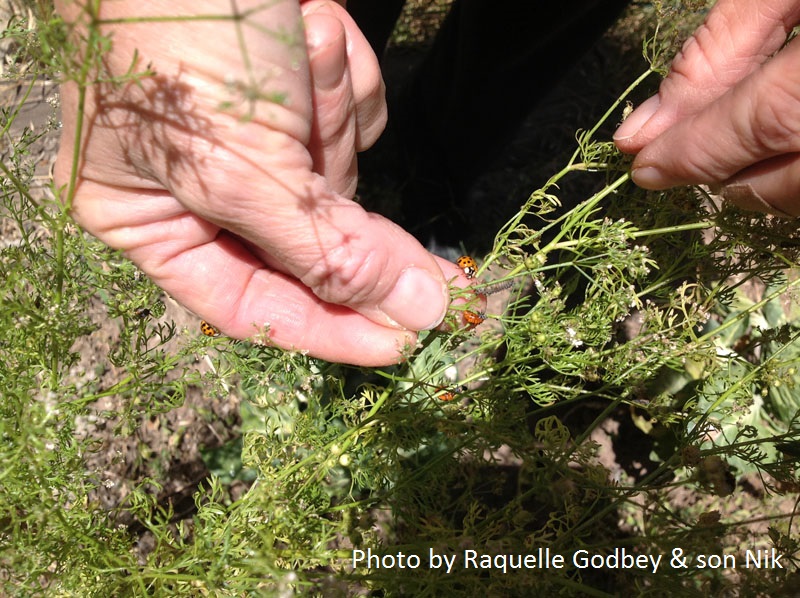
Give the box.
[55,0,458,366]
[614,0,800,217]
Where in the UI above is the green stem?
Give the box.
[51,3,99,387]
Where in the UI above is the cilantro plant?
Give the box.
[2,1,799,596]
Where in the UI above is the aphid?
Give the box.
[621,101,634,122]
[463,310,486,327]
[436,384,466,402]
[456,255,478,279]
[200,320,221,337]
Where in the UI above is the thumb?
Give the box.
[214,169,451,332]
[286,199,452,332]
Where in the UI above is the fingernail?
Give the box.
[379,267,448,331]
[631,166,669,189]
[614,95,661,142]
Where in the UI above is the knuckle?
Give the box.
[316,93,356,142]
[355,92,388,151]
[750,80,800,153]
[302,242,387,306]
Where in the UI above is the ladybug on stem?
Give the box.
[462,310,486,328]
[436,384,467,402]
[200,320,221,337]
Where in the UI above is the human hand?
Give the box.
[54,0,458,366]
[614,0,800,217]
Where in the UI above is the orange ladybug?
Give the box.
[200,320,221,337]
[456,255,478,279]
[463,310,486,327]
[436,384,466,402]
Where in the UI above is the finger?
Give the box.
[718,153,800,217]
[302,0,386,150]
[615,0,800,153]
[304,11,359,196]
[338,9,387,149]
[175,239,417,367]
[625,36,800,195]
[167,240,418,367]
[301,0,346,7]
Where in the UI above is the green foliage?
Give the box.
[2,1,800,596]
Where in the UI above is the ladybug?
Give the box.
[200,320,221,337]
[456,255,478,279]
[436,384,466,402]
[463,310,486,327]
